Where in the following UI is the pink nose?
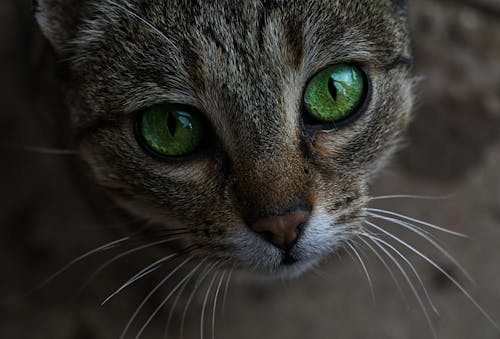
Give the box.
[251,210,311,249]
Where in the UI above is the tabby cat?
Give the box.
[35,0,412,275]
[33,0,420,336]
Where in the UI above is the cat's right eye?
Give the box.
[136,104,204,158]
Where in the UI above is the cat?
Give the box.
[32,1,500,338]
[34,0,413,276]
[30,0,436,337]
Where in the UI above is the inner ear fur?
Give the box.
[33,0,89,54]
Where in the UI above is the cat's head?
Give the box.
[35,0,413,277]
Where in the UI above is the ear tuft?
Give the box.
[33,0,87,53]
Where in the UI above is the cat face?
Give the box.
[35,0,413,276]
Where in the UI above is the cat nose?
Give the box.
[251,209,311,249]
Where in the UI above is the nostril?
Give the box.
[251,209,311,249]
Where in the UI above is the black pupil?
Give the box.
[328,77,338,101]
[167,112,177,136]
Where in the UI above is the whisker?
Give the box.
[368,194,453,201]
[357,235,408,306]
[370,212,437,240]
[146,229,192,235]
[366,208,468,238]
[143,231,195,239]
[365,221,499,330]
[79,237,183,293]
[120,256,193,339]
[28,237,129,295]
[342,242,358,263]
[360,227,439,315]
[3,144,79,155]
[134,258,206,339]
[180,261,220,339]
[104,262,163,305]
[201,271,219,339]
[221,269,233,316]
[346,241,375,302]
[163,268,193,339]
[102,249,188,305]
[212,271,226,339]
[368,212,474,283]
[138,228,195,239]
[358,231,437,339]
[106,0,179,51]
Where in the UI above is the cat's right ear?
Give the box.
[33,0,88,54]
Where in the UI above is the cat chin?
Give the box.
[226,236,330,280]
[227,252,321,280]
[231,256,322,281]
[271,258,321,279]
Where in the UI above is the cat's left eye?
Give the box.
[303,64,367,126]
[136,104,204,158]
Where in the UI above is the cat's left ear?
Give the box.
[33,0,89,54]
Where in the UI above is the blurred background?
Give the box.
[1,0,499,338]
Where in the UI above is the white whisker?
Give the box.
[102,252,178,305]
[370,211,436,239]
[365,221,499,330]
[212,271,226,339]
[201,272,219,339]
[368,194,453,201]
[368,212,474,283]
[358,231,437,339]
[29,237,128,295]
[357,235,408,306]
[163,275,191,339]
[4,145,79,155]
[107,0,179,52]
[360,226,439,315]
[120,256,193,339]
[366,207,468,238]
[80,237,182,293]
[180,261,220,339]
[346,241,375,302]
[221,269,233,316]
[135,258,205,339]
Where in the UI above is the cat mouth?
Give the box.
[271,252,319,277]
[227,220,334,276]
[281,251,300,266]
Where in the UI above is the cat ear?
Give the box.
[33,0,88,53]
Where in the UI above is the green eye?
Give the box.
[304,64,366,124]
[137,104,204,157]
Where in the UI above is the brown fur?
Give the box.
[34,0,413,276]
